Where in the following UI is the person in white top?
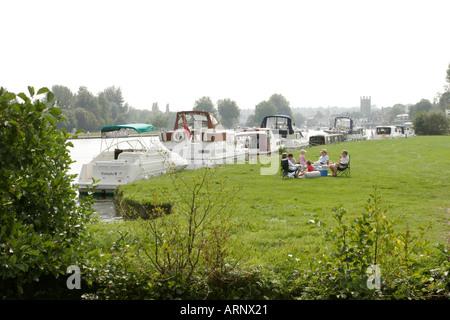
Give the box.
[315,149,329,166]
[329,150,349,177]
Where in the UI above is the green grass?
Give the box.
[93,136,450,268]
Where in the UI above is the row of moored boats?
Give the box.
[75,112,414,194]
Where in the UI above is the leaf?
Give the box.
[47,91,55,103]
[49,107,61,118]
[17,284,23,295]
[4,92,16,101]
[28,86,35,97]
[17,92,29,103]
[28,250,40,256]
[45,115,56,126]
[37,87,49,95]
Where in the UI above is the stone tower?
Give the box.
[360,96,371,116]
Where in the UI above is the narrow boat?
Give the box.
[159,111,247,169]
[75,123,188,195]
[259,115,309,150]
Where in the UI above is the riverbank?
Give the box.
[111,136,449,261]
[83,135,450,299]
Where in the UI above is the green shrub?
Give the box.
[0,87,94,299]
[290,187,450,300]
[413,110,449,135]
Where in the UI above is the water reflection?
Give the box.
[92,197,122,222]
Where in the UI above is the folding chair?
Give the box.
[336,155,350,177]
[280,159,294,178]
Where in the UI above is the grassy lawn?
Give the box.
[91,136,450,270]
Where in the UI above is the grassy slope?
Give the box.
[97,136,450,268]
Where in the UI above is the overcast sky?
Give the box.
[2,0,449,111]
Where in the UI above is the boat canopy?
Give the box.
[101,123,154,133]
[260,115,294,135]
[334,116,354,131]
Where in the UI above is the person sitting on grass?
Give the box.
[329,150,349,177]
[288,153,300,170]
[281,152,300,178]
[298,160,315,178]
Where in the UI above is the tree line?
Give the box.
[51,85,297,132]
[51,61,450,135]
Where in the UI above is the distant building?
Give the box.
[360,96,371,116]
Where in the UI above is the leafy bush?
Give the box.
[85,167,250,299]
[290,187,450,300]
[413,110,449,135]
[0,87,94,299]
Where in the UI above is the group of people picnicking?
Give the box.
[281,148,349,178]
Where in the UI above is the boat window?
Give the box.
[376,127,391,134]
[335,118,351,131]
[178,114,209,129]
[266,117,289,130]
[210,115,219,126]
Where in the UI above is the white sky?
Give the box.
[1,0,449,111]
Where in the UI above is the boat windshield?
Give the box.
[265,117,289,131]
[178,113,209,129]
[335,118,351,130]
[376,127,391,134]
[102,138,147,152]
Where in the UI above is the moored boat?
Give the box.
[324,116,366,141]
[75,123,188,195]
[260,115,309,150]
[236,128,281,156]
[372,125,403,139]
[159,111,247,169]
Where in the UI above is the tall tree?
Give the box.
[293,112,306,127]
[446,62,450,84]
[102,86,127,119]
[97,92,114,125]
[409,99,432,119]
[217,98,240,128]
[152,102,159,112]
[389,104,406,124]
[268,93,292,117]
[150,112,170,131]
[254,100,277,126]
[74,108,99,132]
[193,96,217,115]
[52,85,74,109]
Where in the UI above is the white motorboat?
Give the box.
[308,131,346,146]
[259,115,309,150]
[235,128,281,156]
[395,123,416,138]
[75,123,188,195]
[373,125,404,139]
[324,116,366,141]
[159,111,247,169]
